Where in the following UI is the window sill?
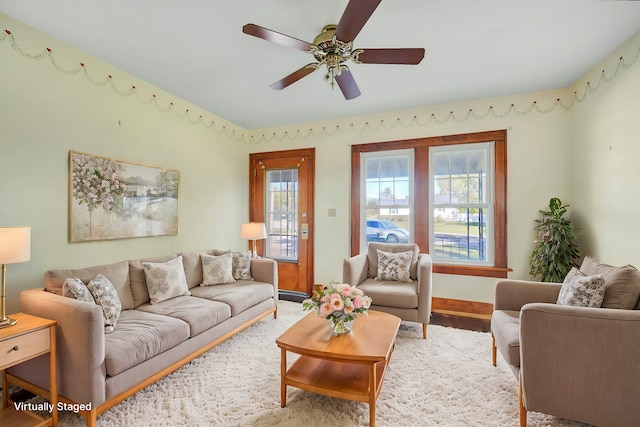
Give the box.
[433,264,512,278]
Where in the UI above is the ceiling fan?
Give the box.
[242,0,425,100]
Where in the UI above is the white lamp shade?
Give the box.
[0,226,31,264]
[240,222,267,240]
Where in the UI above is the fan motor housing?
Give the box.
[313,25,337,52]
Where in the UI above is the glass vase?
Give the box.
[329,316,352,335]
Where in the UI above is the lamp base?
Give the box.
[0,316,17,328]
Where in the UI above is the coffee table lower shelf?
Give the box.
[284,356,387,402]
[281,353,391,427]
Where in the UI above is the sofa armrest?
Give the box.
[519,303,640,426]
[343,253,368,286]
[10,288,107,406]
[494,279,561,311]
[251,258,278,301]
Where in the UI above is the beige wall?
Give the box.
[568,30,640,268]
[248,90,571,303]
[2,12,638,313]
[1,15,249,313]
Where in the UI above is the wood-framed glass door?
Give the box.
[249,148,314,297]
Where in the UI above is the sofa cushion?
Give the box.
[44,260,134,310]
[557,267,605,308]
[129,253,179,308]
[491,310,521,367]
[137,295,231,337]
[355,278,418,309]
[104,309,190,376]
[62,277,95,303]
[580,256,640,309]
[87,274,123,334]
[367,243,419,280]
[181,250,214,289]
[201,253,236,286]
[189,281,274,316]
[375,249,413,282]
[143,255,191,304]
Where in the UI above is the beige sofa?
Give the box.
[491,256,640,427]
[7,249,278,427]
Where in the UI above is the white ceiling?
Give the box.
[2,0,640,129]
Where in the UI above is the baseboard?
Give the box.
[431,297,492,332]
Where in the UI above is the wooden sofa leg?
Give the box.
[519,380,527,427]
[84,408,98,427]
[491,335,497,366]
[422,323,427,339]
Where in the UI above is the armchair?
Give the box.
[343,242,432,339]
[491,256,640,427]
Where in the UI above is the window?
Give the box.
[265,168,298,260]
[360,150,413,251]
[430,143,494,265]
[351,130,508,278]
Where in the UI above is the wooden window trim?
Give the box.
[351,130,509,278]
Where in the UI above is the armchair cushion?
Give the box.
[367,243,419,280]
[580,255,640,309]
[375,249,413,282]
[556,267,605,308]
[355,279,418,309]
[491,309,521,367]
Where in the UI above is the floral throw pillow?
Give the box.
[557,267,606,308]
[375,249,413,282]
[62,277,95,303]
[201,253,236,286]
[232,251,253,280]
[87,274,122,334]
[143,255,191,304]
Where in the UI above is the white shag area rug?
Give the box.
[28,301,591,426]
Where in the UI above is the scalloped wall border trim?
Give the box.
[2,28,639,145]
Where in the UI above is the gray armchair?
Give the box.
[343,242,432,339]
[491,256,640,427]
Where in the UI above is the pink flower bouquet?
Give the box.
[302,283,372,324]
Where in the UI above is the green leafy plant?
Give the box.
[529,197,580,282]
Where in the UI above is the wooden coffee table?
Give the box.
[276,310,401,427]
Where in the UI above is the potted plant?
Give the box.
[529,197,580,282]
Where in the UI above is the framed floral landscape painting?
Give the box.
[69,151,180,242]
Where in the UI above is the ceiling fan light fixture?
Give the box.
[242,0,424,99]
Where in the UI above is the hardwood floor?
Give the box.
[430,312,490,332]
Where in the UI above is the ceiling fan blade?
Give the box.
[357,48,425,65]
[335,68,361,100]
[243,23,314,52]
[334,0,382,42]
[270,64,318,90]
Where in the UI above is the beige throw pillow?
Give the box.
[213,250,253,280]
[375,249,413,282]
[201,253,236,286]
[580,256,640,309]
[143,255,191,304]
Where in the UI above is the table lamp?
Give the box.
[240,222,267,258]
[0,226,31,328]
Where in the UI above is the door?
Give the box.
[249,148,314,297]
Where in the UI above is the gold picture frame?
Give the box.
[69,151,180,242]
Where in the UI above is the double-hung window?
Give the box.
[351,130,508,278]
[360,150,414,250]
[430,143,494,266]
